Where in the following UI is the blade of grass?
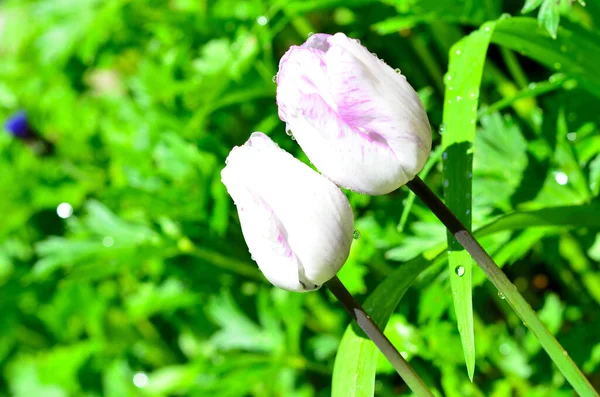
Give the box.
[440,20,497,381]
[480,73,567,116]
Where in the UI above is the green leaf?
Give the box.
[538,0,560,39]
[476,203,600,236]
[492,17,600,98]
[522,0,545,14]
[441,21,496,380]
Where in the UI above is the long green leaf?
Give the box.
[491,17,600,98]
[441,20,496,380]
[333,202,600,396]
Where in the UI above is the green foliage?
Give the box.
[1,0,600,396]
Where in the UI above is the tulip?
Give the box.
[276,33,432,195]
[221,132,354,292]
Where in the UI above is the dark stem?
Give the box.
[325,276,434,397]
[406,176,598,397]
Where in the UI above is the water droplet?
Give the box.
[456,96,462,101]
[455,49,461,55]
[563,350,569,356]
[308,32,314,37]
[467,171,472,178]
[442,151,448,160]
[353,230,361,239]
[443,179,449,188]
[353,38,361,44]
[455,266,465,277]
[498,291,506,300]
[555,171,568,185]
[285,127,293,136]
[528,82,537,90]
[446,75,452,81]
[466,209,471,215]
[485,26,491,32]
[394,68,401,74]
[272,74,277,83]
[256,16,268,26]
[133,372,149,388]
[57,202,73,219]
[449,86,454,91]
[567,132,577,141]
[499,12,512,20]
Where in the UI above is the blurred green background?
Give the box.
[1,0,600,396]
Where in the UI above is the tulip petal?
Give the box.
[276,33,432,195]
[222,132,354,292]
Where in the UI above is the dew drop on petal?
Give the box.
[308,32,314,37]
[498,291,506,300]
[455,266,465,277]
[353,230,361,240]
[394,68,401,74]
[272,74,277,83]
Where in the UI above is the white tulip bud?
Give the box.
[276,33,432,195]
[221,132,354,292]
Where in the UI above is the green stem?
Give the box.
[406,176,599,397]
[325,276,434,397]
[500,47,529,89]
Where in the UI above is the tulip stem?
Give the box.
[325,276,434,397]
[406,176,598,397]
